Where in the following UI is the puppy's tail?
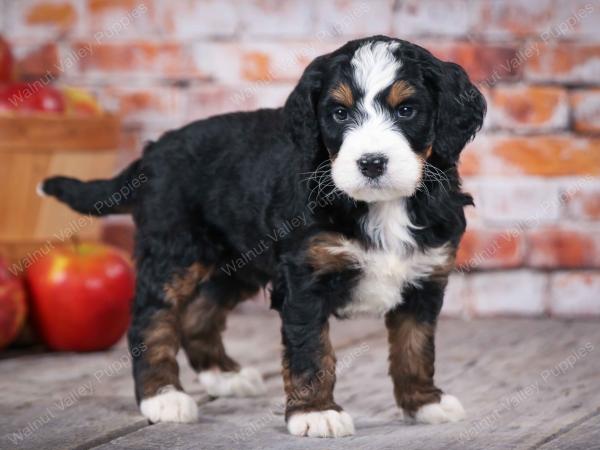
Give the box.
[38,159,144,216]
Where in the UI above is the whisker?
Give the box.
[298,160,333,188]
[423,162,452,195]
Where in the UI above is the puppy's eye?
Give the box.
[332,107,349,122]
[396,105,416,119]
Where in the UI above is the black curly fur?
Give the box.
[42,36,485,422]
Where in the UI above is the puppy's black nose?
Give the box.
[357,153,388,179]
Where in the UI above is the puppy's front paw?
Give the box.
[413,394,465,424]
[140,386,198,423]
[287,410,355,438]
[198,367,266,397]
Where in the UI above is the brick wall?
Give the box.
[1,0,599,317]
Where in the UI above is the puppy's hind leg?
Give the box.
[129,256,211,424]
[181,274,266,398]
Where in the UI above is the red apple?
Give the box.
[0,258,27,349]
[0,82,65,114]
[0,35,14,83]
[26,243,135,352]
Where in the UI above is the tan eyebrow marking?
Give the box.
[387,80,416,107]
[329,83,354,107]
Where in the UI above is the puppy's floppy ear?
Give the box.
[284,55,328,155]
[428,61,486,165]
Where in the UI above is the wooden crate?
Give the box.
[0,115,120,265]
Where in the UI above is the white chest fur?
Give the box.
[335,200,450,317]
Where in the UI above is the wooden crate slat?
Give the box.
[0,115,120,264]
[0,115,120,153]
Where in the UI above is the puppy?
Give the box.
[40,35,485,438]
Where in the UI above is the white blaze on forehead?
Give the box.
[331,40,421,202]
[351,41,401,107]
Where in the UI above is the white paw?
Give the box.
[287,410,355,438]
[36,181,47,197]
[414,394,465,424]
[198,367,266,397]
[139,386,198,423]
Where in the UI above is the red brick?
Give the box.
[424,41,523,82]
[88,0,143,13]
[469,271,547,317]
[13,42,61,80]
[84,0,156,39]
[526,226,600,268]
[186,83,293,121]
[489,85,568,132]
[550,271,600,317]
[70,41,193,77]
[186,84,235,118]
[476,1,599,42]
[475,0,555,38]
[562,180,600,220]
[238,0,313,37]
[100,86,187,126]
[525,44,600,84]
[463,136,600,177]
[26,1,77,27]
[456,228,524,271]
[458,144,482,177]
[160,0,238,39]
[474,136,600,177]
[570,89,600,134]
[191,41,336,83]
[241,51,272,82]
[317,0,391,38]
[393,0,475,37]
[5,0,83,38]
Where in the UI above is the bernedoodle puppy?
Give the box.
[40,35,485,438]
